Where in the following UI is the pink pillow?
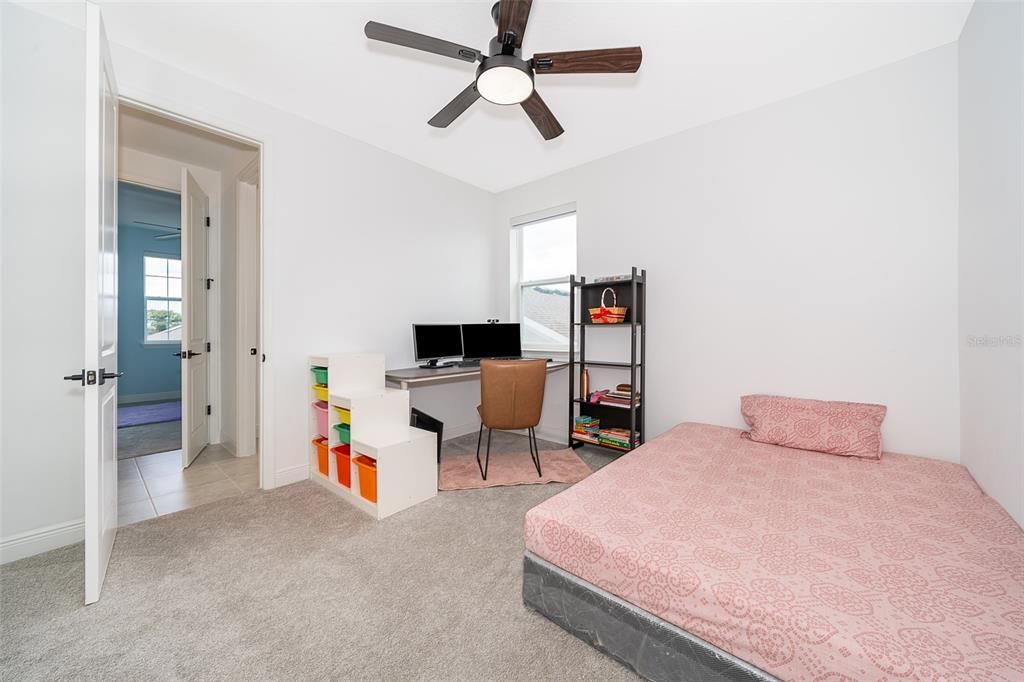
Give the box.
[740,395,887,460]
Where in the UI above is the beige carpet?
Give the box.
[439,448,592,490]
[0,432,637,681]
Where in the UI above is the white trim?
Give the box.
[535,426,569,447]
[118,169,178,194]
[237,157,259,185]
[1,519,84,565]
[275,464,309,488]
[443,420,482,441]
[118,390,181,405]
[510,202,577,228]
[115,91,269,493]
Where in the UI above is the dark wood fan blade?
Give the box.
[428,83,481,128]
[520,91,563,140]
[497,0,533,49]
[364,21,481,63]
[533,47,642,74]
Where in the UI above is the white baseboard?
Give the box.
[535,427,569,446]
[1,519,84,564]
[274,464,309,488]
[118,391,181,405]
[441,421,481,441]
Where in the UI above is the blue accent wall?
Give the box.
[117,183,182,402]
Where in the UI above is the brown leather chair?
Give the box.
[476,359,546,480]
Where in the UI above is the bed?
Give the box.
[523,422,1024,681]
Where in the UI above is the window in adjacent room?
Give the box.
[144,254,183,344]
[511,207,577,351]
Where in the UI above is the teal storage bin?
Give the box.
[333,422,351,445]
[311,366,328,384]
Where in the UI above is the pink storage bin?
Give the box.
[313,401,329,439]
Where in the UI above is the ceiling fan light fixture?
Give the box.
[476,56,534,105]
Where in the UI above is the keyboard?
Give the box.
[458,357,545,368]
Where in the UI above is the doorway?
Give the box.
[116,181,184,460]
[115,104,262,526]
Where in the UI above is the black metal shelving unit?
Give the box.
[568,266,646,453]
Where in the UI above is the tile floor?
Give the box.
[117,446,259,526]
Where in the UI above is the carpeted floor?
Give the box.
[118,400,182,428]
[117,420,182,460]
[439,446,592,490]
[0,432,638,681]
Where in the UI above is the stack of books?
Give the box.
[573,415,599,438]
[591,384,641,408]
[597,427,632,449]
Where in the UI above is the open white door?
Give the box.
[82,3,119,605]
[181,169,210,467]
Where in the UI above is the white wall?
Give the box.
[0,3,88,561]
[109,44,496,488]
[0,6,494,562]
[958,1,1024,525]
[495,44,962,462]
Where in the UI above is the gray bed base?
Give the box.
[522,552,778,682]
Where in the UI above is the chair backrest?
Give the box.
[479,359,547,430]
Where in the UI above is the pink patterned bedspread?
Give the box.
[524,423,1024,681]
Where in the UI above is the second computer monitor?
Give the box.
[461,323,522,360]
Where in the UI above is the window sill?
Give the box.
[523,348,571,360]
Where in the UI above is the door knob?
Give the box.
[98,369,123,385]
[172,351,184,358]
[186,350,202,359]
[63,369,87,385]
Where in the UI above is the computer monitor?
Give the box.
[412,324,464,368]
[461,323,522,360]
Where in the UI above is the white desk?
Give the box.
[385,360,569,390]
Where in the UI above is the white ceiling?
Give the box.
[95,1,972,193]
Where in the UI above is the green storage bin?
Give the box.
[310,366,328,384]
[333,422,351,445]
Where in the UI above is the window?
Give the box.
[144,255,182,344]
[512,208,577,351]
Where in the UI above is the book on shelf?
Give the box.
[592,274,633,284]
[586,386,641,408]
[597,427,632,447]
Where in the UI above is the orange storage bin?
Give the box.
[354,455,377,503]
[312,437,329,476]
[332,444,352,488]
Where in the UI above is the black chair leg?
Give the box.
[529,427,542,477]
[476,424,492,480]
[475,423,486,480]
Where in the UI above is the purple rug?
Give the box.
[118,401,182,428]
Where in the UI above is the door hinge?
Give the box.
[206,341,211,352]
[205,216,210,227]
[206,404,212,416]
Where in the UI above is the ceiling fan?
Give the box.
[134,220,181,241]
[364,0,642,140]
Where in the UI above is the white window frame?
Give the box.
[509,203,577,354]
[143,252,183,346]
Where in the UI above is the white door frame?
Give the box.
[117,95,269,489]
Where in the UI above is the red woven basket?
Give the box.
[588,287,628,324]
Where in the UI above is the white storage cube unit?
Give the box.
[310,353,437,519]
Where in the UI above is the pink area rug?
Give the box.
[439,449,593,491]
